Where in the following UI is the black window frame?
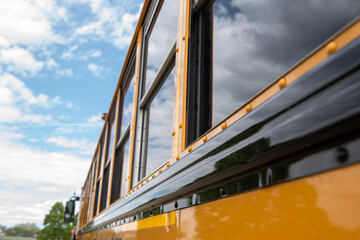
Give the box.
[186,0,213,146]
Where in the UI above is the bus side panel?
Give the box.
[107,211,180,240]
[179,164,360,240]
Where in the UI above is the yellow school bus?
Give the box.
[65,0,360,239]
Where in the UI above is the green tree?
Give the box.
[38,202,77,240]
[13,223,39,237]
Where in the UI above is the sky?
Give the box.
[0,0,143,228]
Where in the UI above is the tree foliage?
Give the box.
[0,223,39,237]
[38,202,77,240]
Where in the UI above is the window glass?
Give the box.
[145,68,174,176]
[99,166,109,212]
[212,0,359,126]
[92,153,98,187]
[120,138,130,197]
[107,105,117,162]
[145,0,178,91]
[121,72,135,139]
[97,131,107,178]
[93,181,100,217]
[110,147,123,204]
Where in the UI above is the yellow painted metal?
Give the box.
[181,0,191,151]
[79,164,360,239]
[110,211,179,240]
[122,212,176,231]
[179,164,360,239]
[172,0,183,160]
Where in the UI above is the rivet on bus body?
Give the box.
[152,174,155,178]
[246,104,252,113]
[133,81,136,85]
[176,48,179,52]
[203,136,208,142]
[141,182,144,186]
[159,169,162,173]
[279,78,287,89]
[176,155,180,161]
[188,146,192,152]
[172,130,175,136]
[136,186,139,189]
[182,36,186,40]
[132,189,135,192]
[222,122,227,130]
[179,123,182,129]
[125,194,128,197]
[146,179,149,182]
[167,162,171,167]
[327,42,337,55]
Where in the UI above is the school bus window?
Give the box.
[93,181,100,217]
[120,133,130,197]
[98,129,109,212]
[91,147,99,217]
[96,131,107,213]
[186,0,360,145]
[145,67,175,176]
[145,0,178,91]
[120,66,135,140]
[132,1,178,182]
[110,128,129,204]
[109,56,136,201]
[88,164,95,221]
[107,103,118,163]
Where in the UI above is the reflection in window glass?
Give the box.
[107,110,116,162]
[212,0,359,126]
[120,138,130,197]
[92,153,98,186]
[146,0,178,90]
[121,73,135,139]
[97,134,107,177]
[93,181,100,217]
[146,69,174,176]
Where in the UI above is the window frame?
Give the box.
[131,0,177,187]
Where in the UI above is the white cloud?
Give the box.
[87,112,102,123]
[87,63,110,78]
[45,58,59,69]
[0,127,89,226]
[0,73,64,124]
[56,68,73,77]
[61,47,102,61]
[0,36,10,48]
[65,101,75,109]
[87,49,102,58]
[0,0,64,46]
[0,47,44,76]
[73,0,142,49]
[61,45,79,59]
[46,136,97,156]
